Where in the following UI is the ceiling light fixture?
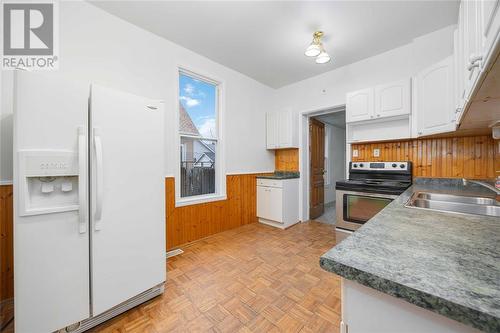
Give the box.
[305,31,331,64]
[315,45,331,64]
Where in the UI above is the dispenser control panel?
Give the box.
[24,153,78,177]
[18,150,80,216]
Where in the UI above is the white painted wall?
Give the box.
[272,25,455,114]
[0,1,275,182]
[0,15,456,185]
[325,124,346,204]
[275,25,455,221]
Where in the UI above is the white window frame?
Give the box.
[175,67,226,207]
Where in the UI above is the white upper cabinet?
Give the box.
[414,56,456,137]
[346,80,410,124]
[266,112,278,149]
[266,111,297,149]
[278,111,293,147]
[453,0,499,125]
[463,0,483,101]
[374,79,411,119]
[480,0,500,63]
[346,88,374,122]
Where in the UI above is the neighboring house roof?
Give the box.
[198,140,215,153]
[195,152,215,164]
[179,104,200,136]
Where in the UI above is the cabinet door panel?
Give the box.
[415,57,456,137]
[257,186,269,218]
[480,0,500,65]
[267,188,283,222]
[374,79,410,119]
[278,111,291,147]
[266,113,278,149]
[463,0,483,100]
[346,88,374,122]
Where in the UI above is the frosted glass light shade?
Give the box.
[305,43,321,57]
[315,51,331,64]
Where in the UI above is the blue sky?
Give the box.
[179,73,217,138]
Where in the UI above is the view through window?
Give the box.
[178,71,218,198]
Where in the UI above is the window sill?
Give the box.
[175,193,227,207]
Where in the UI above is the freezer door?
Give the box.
[13,71,90,332]
[90,84,165,316]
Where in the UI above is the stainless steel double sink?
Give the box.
[406,192,500,217]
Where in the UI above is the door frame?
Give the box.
[298,104,346,222]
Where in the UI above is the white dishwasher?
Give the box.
[256,178,299,229]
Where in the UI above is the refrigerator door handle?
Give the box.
[78,127,87,234]
[94,127,104,230]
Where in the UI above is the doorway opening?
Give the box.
[308,110,346,224]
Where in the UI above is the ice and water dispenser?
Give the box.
[17,150,80,216]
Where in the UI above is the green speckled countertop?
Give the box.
[256,171,300,179]
[320,178,500,333]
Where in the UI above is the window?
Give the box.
[177,69,224,205]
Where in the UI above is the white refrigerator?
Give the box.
[13,71,166,333]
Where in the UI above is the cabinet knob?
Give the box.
[376,114,381,117]
[418,131,423,135]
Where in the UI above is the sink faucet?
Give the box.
[462,178,500,195]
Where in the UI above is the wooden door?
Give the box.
[309,118,325,220]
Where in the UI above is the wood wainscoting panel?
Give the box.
[0,185,13,303]
[275,148,299,172]
[166,174,265,250]
[351,135,496,179]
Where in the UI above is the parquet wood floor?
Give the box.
[91,221,340,333]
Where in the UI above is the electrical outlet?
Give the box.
[352,149,359,157]
[373,148,380,157]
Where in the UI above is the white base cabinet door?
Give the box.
[257,178,299,229]
[414,56,457,137]
[342,279,480,333]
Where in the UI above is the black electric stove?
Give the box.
[336,161,413,195]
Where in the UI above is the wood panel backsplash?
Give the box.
[352,135,499,179]
[166,174,269,250]
[0,185,13,302]
[275,148,299,172]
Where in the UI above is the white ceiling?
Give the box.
[91,1,459,89]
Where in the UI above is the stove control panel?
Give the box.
[351,161,410,171]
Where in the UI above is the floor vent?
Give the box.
[166,248,184,258]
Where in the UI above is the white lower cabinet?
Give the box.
[341,279,479,333]
[256,178,299,229]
